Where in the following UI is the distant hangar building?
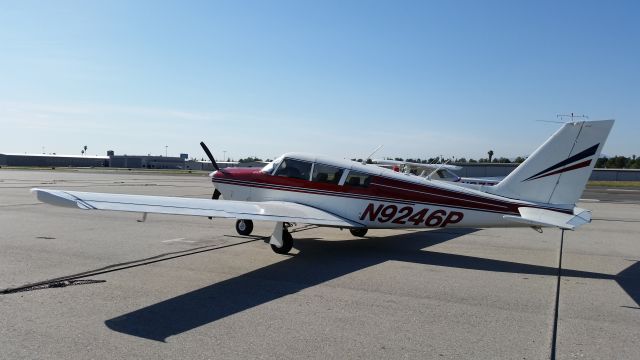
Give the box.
[0,153,110,167]
[0,152,186,169]
[1,151,266,170]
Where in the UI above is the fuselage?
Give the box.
[211,153,572,229]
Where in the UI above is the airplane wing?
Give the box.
[373,159,462,171]
[31,188,362,228]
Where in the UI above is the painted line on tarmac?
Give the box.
[579,198,600,202]
[161,238,195,243]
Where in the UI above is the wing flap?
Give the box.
[503,206,592,230]
[31,188,361,228]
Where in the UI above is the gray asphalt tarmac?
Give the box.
[1,169,638,359]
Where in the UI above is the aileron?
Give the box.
[31,188,360,228]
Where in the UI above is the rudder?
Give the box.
[487,120,614,205]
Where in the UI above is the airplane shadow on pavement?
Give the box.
[104,228,640,342]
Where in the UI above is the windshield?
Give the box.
[261,156,283,174]
[274,158,312,180]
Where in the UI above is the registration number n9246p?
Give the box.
[359,203,464,227]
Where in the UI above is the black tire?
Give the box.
[235,219,254,236]
[349,228,368,237]
[271,230,293,254]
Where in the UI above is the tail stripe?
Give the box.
[524,159,592,181]
[522,143,599,182]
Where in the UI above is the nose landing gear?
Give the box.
[235,219,254,236]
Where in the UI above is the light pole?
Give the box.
[223,150,227,162]
[165,145,168,157]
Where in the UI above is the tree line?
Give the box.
[236,154,640,169]
[595,155,640,169]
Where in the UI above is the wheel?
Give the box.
[271,230,293,254]
[235,219,254,236]
[349,228,368,237]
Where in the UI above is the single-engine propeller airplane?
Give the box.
[32,120,614,254]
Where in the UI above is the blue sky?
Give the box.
[1,0,638,161]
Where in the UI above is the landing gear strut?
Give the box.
[235,219,254,236]
[269,222,294,254]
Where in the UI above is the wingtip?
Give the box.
[31,188,82,209]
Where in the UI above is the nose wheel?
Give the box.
[235,219,254,236]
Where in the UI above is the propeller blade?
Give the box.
[200,141,220,171]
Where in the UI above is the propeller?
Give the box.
[200,141,220,171]
[200,141,222,203]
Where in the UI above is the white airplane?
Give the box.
[32,120,614,254]
[373,159,462,179]
[373,159,502,186]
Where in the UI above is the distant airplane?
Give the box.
[33,120,614,254]
[372,159,501,186]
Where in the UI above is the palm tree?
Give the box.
[83,145,88,156]
[488,150,494,162]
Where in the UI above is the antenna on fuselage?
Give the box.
[557,113,588,123]
[535,113,589,125]
[363,145,384,165]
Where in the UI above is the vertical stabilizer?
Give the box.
[487,120,614,205]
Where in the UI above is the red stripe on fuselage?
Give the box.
[212,168,572,215]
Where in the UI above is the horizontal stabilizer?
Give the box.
[31,188,362,228]
[503,206,591,230]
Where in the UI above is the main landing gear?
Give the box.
[235,220,293,254]
[269,222,294,254]
[349,228,368,237]
[271,228,293,254]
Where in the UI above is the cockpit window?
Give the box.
[312,163,343,184]
[345,171,371,187]
[274,158,312,180]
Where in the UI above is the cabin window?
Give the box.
[345,171,371,187]
[274,158,312,180]
[312,163,343,184]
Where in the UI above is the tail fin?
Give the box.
[487,120,614,205]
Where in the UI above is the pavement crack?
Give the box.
[0,237,263,295]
